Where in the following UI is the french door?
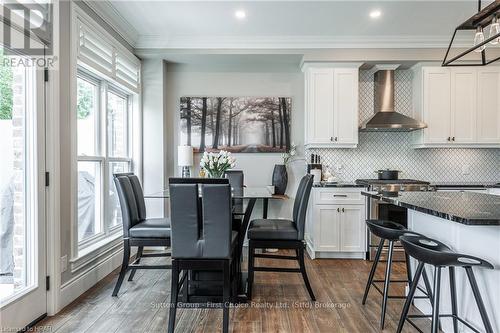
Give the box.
[0,50,47,329]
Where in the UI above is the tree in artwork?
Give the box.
[180,97,291,153]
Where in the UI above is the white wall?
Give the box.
[159,63,306,219]
[142,59,167,218]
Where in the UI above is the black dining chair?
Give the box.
[224,170,244,216]
[168,178,238,333]
[246,174,315,301]
[112,173,171,297]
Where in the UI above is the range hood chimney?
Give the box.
[359,65,426,132]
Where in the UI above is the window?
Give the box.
[77,70,132,247]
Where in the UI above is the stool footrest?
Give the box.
[373,279,408,283]
[406,314,481,333]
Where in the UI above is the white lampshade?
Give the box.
[177,145,193,167]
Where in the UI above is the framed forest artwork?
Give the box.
[179,97,291,153]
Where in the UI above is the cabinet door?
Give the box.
[306,68,335,144]
[340,206,365,252]
[334,68,359,145]
[451,68,476,143]
[423,68,451,143]
[314,205,340,251]
[477,68,500,143]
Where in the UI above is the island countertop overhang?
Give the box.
[362,191,500,226]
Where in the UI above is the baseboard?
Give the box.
[59,246,133,310]
[309,251,366,259]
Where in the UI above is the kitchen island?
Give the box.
[362,191,500,333]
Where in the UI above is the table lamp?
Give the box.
[178,145,193,178]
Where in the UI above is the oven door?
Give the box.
[369,198,407,260]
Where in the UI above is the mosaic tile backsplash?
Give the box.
[307,69,500,182]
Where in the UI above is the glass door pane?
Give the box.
[0,52,32,301]
[0,47,46,329]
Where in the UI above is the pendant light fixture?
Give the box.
[443,0,500,66]
[489,14,500,44]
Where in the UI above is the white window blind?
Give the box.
[76,15,140,93]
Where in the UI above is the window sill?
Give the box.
[70,233,123,273]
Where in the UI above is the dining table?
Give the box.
[145,186,288,300]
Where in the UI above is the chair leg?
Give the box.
[449,267,458,333]
[298,244,316,301]
[362,238,384,305]
[222,260,231,333]
[128,246,143,281]
[431,267,442,333]
[405,252,413,285]
[112,239,130,297]
[465,267,494,333]
[380,240,394,330]
[247,242,255,300]
[168,261,180,333]
[397,261,425,333]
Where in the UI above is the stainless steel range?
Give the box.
[356,178,434,260]
[355,178,433,192]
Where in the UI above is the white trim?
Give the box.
[135,34,473,50]
[59,246,133,310]
[69,235,122,273]
[82,0,139,48]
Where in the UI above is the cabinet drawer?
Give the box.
[314,189,364,205]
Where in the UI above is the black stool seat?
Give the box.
[397,235,494,333]
[366,219,415,241]
[400,235,494,269]
[363,220,432,330]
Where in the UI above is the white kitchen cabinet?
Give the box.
[302,63,360,148]
[412,65,500,148]
[421,67,451,144]
[451,68,476,143]
[305,188,366,259]
[477,68,500,143]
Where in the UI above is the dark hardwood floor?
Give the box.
[37,251,430,332]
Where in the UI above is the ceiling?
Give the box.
[87,1,490,50]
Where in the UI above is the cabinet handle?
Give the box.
[447,137,451,141]
[333,194,348,197]
[452,137,455,141]
[342,208,345,213]
[337,207,340,212]
[330,137,333,141]
[335,137,338,141]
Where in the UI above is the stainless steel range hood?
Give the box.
[359,67,427,132]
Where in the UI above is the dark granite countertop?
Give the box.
[431,181,500,189]
[313,182,366,188]
[362,191,500,225]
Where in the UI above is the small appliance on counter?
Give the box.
[307,154,322,182]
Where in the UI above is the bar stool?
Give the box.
[362,220,434,329]
[398,235,494,333]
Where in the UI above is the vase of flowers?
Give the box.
[272,143,297,195]
[200,150,236,178]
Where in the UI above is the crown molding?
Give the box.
[135,34,471,50]
[83,0,139,48]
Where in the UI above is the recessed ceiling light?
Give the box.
[370,10,382,19]
[235,10,246,20]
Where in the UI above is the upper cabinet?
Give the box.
[303,63,360,148]
[412,65,500,148]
